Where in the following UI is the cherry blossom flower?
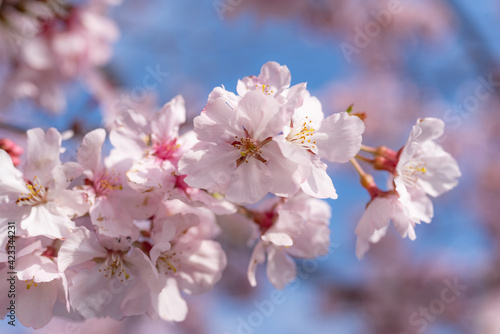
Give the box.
[109,95,196,195]
[179,90,309,204]
[354,189,432,259]
[0,128,87,242]
[58,226,161,320]
[243,192,331,289]
[181,62,363,204]
[394,117,461,199]
[274,91,364,198]
[0,238,69,329]
[355,118,460,258]
[235,61,307,115]
[119,200,226,322]
[77,128,158,237]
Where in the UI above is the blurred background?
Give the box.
[1,0,499,333]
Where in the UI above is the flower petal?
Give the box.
[314,112,364,163]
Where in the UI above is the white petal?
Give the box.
[266,247,296,290]
[314,112,364,163]
[264,141,309,197]
[109,110,149,159]
[153,278,188,322]
[0,149,26,196]
[237,91,284,140]
[51,162,84,189]
[291,92,324,129]
[274,134,311,164]
[17,281,57,329]
[17,254,60,283]
[24,128,62,183]
[261,232,293,247]
[127,157,175,193]
[151,95,186,138]
[247,241,267,287]
[176,240,227,295]
[58,227,107,272]
[416,145,461,197]
[355,237,371,260]
[193,98,239,143]
[354,197,392,238]
[413,118,445,144]
[125,247,161,292]
[300,158,338,199]
[258,61,291,91]
[69,267,128,320]
[89,196,136,237]
[120,280,152,316]
[49,188,89,218]
[179,143,239,191]
[225,158,272,205]
[20,204,75,239]
[78,128,106,175]
[391,200,417,240]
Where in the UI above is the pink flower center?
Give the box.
[252,210,277,233]
[152,138,179,161]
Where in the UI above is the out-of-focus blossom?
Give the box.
[0,1,119,113]
[228,0,455,65]
[0,137,23,166]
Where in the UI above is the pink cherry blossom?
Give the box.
[179,90,309,204]
[395,117,461,198]
[120,200,226,322]
[243,192,331,289]
[77,128,158,237]
[235,61,307,115]
[109,95,196,196]
[0,238,69,329]
[0,128,87,241]
[58,226,161,320]
[274,91,365,198]
[355,117,459,258]
[354,188,432,259]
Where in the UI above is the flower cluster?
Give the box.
[354,118,461,258]
[0,62,460,329]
